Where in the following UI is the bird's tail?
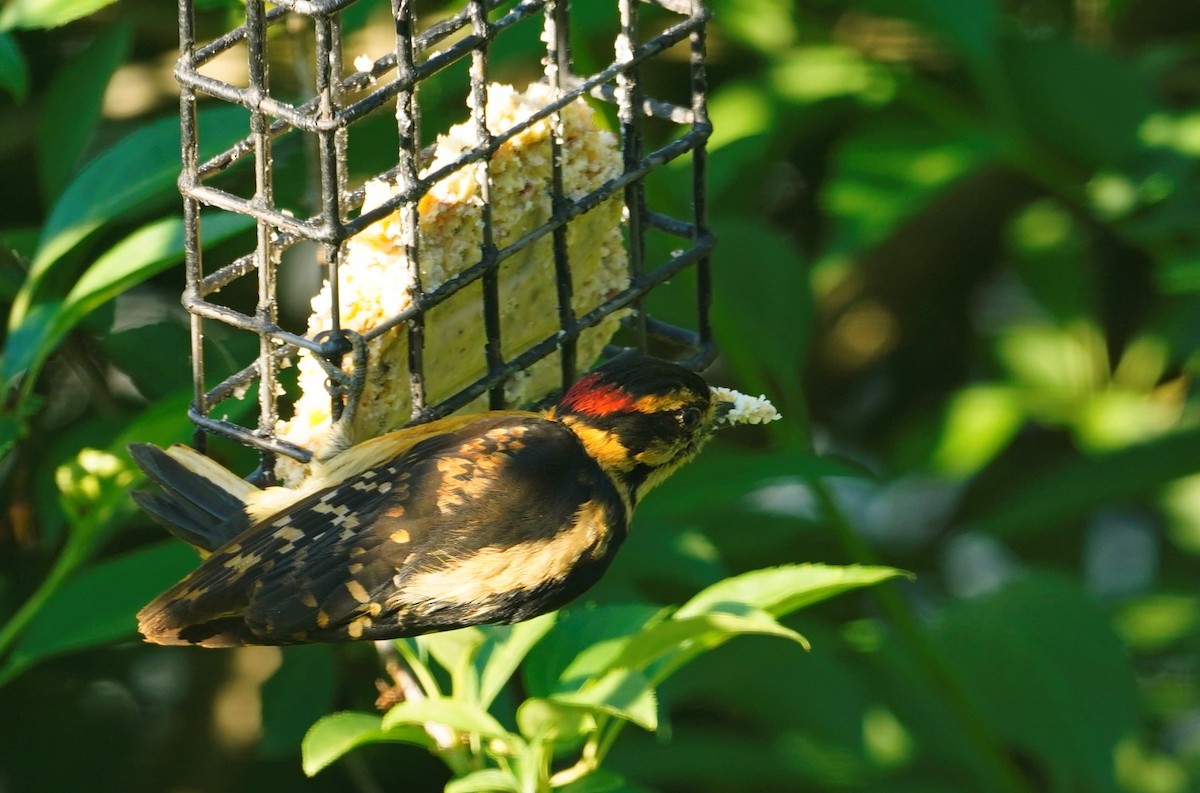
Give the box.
[128,443,258,553]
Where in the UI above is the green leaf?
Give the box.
[932,573,1136,790]
[419,626,487,702]
[0,0,119,30]
[872,0,999,73]
[0,32,28,101]
[1005,199,1095,323]
[675,564,907,620]
[112,391,196,450]
[551,669,659,731]
[445,769,522,793]
[701,83,774,201]
[710,0,796,52]
[37,23,131,202]
[931,385,1026,477]
[4,213,253,388]
[1001,37,1157,170]
[710,218,810,408]
[515,697,596,743]
[821,124,995,263]
[963,426,1200,539]
[524,604,662,696]
[9,104,249,336]
[0,414,22,461]
[1,227,38,260]
[382,697,512,739]
[477,612,557,708]
[55,392,194,546]
[616,609,809,684]
[302,711,433,777]
[769,46,895,106]
[0,542,198,682]
[557,770,629,793]
[55,447,139,545]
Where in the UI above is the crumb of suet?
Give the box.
[709,387,782,427]
[275,83,628,486]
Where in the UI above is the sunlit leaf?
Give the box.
[703,83,774,200]
[9,105,248,335]
[770,46,894,106]
[551,669,659,731]
[675,564,906,620]
[515,697,596,743]
[421,626,487,703]
[557,770,629,793]
[822,123,995,262]
[931,386,1025,477]
[1112,594,1200,652]
[524,604,662,696]
[445,769,521,793]
[710,0,797,52]
[0,0,117,30]
[996,322,1107,402]
[1164,474,1200,555]
[477,613,557,709]
[3,213,253,388]
[617,609,808,685]
[382,697,511,739]
[55,447,138,544]
[302,711,433,777]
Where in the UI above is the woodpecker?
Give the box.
[131,354,748,647]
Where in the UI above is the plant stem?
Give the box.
[0,537,87,667]
[393,639,443,698]
[548,716,607,788]
[809,479,1033,793]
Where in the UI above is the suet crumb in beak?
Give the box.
[710,387,781,428]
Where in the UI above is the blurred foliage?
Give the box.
[2,0,1200,792]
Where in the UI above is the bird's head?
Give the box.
[552,353,733,504]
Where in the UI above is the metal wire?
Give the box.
[174,0,715,472]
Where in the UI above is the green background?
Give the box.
[1,0,1199,791]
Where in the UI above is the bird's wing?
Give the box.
[137,415,622,646]
[242,410,537,522]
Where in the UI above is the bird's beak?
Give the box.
[712,398,736,428]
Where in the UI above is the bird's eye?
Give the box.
[676,406,703,431]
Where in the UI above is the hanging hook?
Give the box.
[313,328,366,426]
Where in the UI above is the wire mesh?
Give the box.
[175,0,714,481]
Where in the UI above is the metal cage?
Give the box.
[175,0,713,482]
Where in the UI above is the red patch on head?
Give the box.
[560,373,638,415]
